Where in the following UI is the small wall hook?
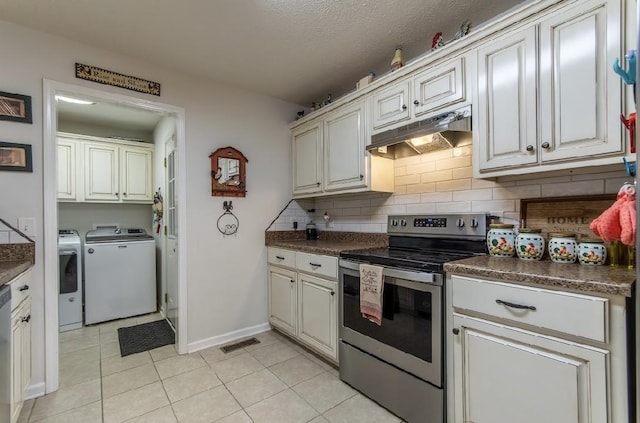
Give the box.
[223,200,233,212]
[613,50,637,85]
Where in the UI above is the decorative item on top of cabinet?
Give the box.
[390,47,404,71]
[209,146,247,198]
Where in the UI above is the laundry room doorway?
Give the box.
[43,79,187,394]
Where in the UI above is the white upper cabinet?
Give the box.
[84,142,120,202]
[538,0,622,162]
[57,133,155,203]
[323,102,366,191]
[413,55,467,117]
[475,0,624,177]
[120,146,153,202]
[291,101,393,198]
[370,53,470,133]
[292,122,323,196]
[370,81,411,130]
[56,138,76,201]
[475,26,538,171]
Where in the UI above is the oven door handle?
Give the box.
[339,259,442,286]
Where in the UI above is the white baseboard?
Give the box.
[25,382,46,400]
[187,322,271,353]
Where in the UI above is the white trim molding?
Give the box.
[187,322,271,353]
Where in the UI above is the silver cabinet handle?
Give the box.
[541,142,550,149]
[526,145,534,152]
[18,285,29,292]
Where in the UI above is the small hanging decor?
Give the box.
[152,189,164,234]
[217,201,239,236]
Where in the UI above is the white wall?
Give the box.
[57,203,152,239]
[0,19,299,392]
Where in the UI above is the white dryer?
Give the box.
[84,228,156,325]
[58,229,83,332]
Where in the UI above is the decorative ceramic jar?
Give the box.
[515,228,545,261]
[578,239,607,265]
[487,224,515,257]
[548,233,577,263]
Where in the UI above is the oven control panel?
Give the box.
[388,213,489,239]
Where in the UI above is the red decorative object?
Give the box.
[621,112,636,154]
[432,32,444,50]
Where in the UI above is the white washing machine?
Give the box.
[58,229,83,332]
[84,228,156,325]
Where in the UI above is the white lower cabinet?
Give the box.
[297,273,337,359]
[448,275,629,423]
[9,269,32,423]
[452,314,607,423]
[267,266,297,337]
[267,247,339,362]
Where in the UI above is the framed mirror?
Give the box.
[209,147,248,197]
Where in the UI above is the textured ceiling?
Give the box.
[0,0,525,106]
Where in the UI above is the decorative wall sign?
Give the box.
[0,142,33,172]
[75,63,161,96]
[0,91,32,123]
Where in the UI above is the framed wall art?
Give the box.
[0,91,32,124]
[0,142,33,172]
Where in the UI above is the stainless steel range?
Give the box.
[338,213,489,423]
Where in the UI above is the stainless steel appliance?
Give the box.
[339,213,488,423]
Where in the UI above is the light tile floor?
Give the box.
[19,313,403,423]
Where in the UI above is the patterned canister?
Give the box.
[515,228,545,261]
[578,239,607,265]
[548,233,577,263]
[487,224,515,257]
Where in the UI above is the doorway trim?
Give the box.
[42,79,188,393]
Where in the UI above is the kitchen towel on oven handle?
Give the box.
[359,263,384,326]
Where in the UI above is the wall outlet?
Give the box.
[17,217,36,237]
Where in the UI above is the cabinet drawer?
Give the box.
[267,248,296,268]
[296,252,338,280]
[9,269,32,311]
[451,276,608,342]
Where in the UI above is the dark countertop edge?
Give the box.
[0,260,34,288]
[444,260,634,297]
[266,240,387,257]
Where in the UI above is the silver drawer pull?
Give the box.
[276,256,285,260]
[496,299,536,311]
[309,262,322,268]
[18,285,29,292]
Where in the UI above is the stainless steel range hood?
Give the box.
[367,105,471,158]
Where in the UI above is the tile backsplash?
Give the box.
[276,146,628,233]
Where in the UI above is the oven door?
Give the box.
[339,259,442,387]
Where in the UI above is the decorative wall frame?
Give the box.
[75,63,161,96]
[209,147,248,198]
[0,142,33,172]
[0,91,32,123]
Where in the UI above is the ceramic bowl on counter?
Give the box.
[548,233,577,263]
[578,239,607,265]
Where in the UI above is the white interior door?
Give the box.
[165,135,179,330]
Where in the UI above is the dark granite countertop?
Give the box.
[266,231,388,257]
[0,260,34,288]
[444,256,636,297]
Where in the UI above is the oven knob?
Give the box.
[470,218,479,228]
[391,219,398,226]
[400,219,407,227]
[456,218,465,228]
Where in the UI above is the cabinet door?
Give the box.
[452,314,608,423]
[323,102,366,192]
[84,142,119,201]
[56,139,76,201]
[413,55,466,117]
[268,266,297,337]
[370,80,411,130]
[120,146,153,202]
[475,26,538,171]
[20,299,31,402]
[292,122,323,195]
[539,0,623,162]
[10,306,23,423]
[297,273,337,360]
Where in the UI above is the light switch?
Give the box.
[17,217,36,237]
